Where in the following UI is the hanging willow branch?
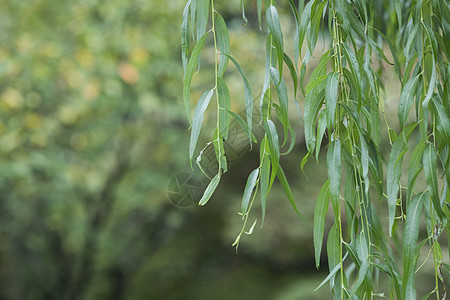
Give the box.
[181,0,449,298]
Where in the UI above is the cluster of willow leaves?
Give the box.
[182,0,449,299]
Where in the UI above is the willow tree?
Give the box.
[182,0,449,298]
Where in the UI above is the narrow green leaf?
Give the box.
[402,192,426,299]
[183,31,210,125]
[215,13,230,78]
[277,165,302,218]
[265,120,280,190]
[257,0,262,29]
[315,252,348,292]
[298,1,313,57]
[304,90,325,153]
[189,89,214,164]
[199,171,221,206]
[327,139,341,219]
[266,5,284,82]
[354,233,369,291]
[239,0,248,24]
[387,123,417,235]
[304,49,332,91]
[325,72,339,130]
[407,138,426,203]
[394,0,402,28]
[270,67,289,145]
[327,223,341,274]
[221,109,255,145]
[314,180,330,269]
[398,74,419,128]
[241,168,260,215]
[305,74,328,95]
[217,77,231,140]
[221,54,253,143]
[260,152,270,225]
[181,0,192,74]
[424,143,444,219]
[212,127,227,173]
[315,110,327,161]
[430,96,450,144]
[195,0,209,40]
[283,52,298,97]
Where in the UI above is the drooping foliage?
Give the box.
[182,0,449,298]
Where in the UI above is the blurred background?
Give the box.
[0,1,441,299]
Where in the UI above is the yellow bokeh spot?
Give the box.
[1,88,23,110]
[129,47,149,65]
[24,113,42,130]
[70,133,88,151]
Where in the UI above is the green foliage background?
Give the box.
[0,0,448,299]
[0,1,332,299]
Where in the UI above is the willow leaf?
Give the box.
[183,32,209,125]
[314,180,330,269]
[283,52,298,97]
[387,123,417,235]
[327,139,341,218]
[222,109,255,145]
[189,89,214,165]
[407,138,426,203]
[215,13,230,78]
[325,72,339,130]
[241,168,259,215]
[327,223,341,272]
[270,67,289,144]
[430,96,450,144]
[277,165,302,218]
[304,90,325,153]
[424,143,444,219]
[265,120,280,190]
[398,74,419,128]
[257,0,262,29]
[199,171,221,206]
[316,110,327,161]
[315,252,349,292]
[260,153,270,225]
[402,192,426,299]
[299,1,313,57]
[266,5,284,82]
[354,233,369,291]
[217,77,231,140]
[195,0,209,40]
[181,0,192,74]
[221,54,253,144]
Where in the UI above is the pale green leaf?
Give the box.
[189,89,214,164]
[265,120,280,190]
[217,77,231,140]
[181,0,192,74]
[314,180,330,269]
[221,54,253,143]
[402,192,426,299]
[325,72,339,130]
[398,74,419,128]
[199,171,221,206]
[215,13,230,78]
[387,123,417,235]
[277,165,302,218]
[424,143,444,219]
[260,152,270,226]
[241,168,260,215]
[327,139,341,219]
[195,0,209,40]
[266,5,284,82]
[183,32,209,125]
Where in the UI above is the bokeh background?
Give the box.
[0,1,442,299]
